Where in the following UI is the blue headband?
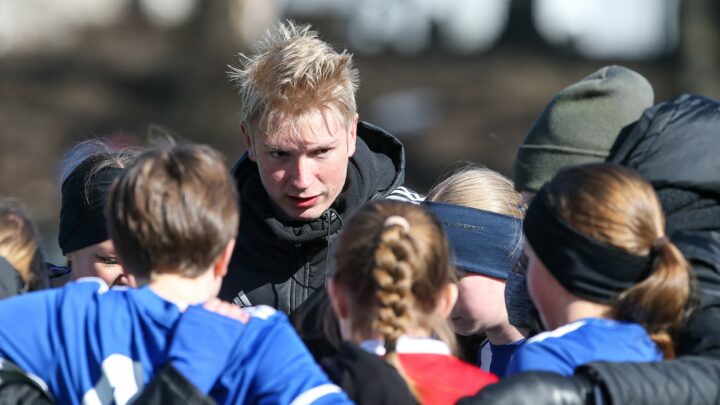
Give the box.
[424,201,523,279]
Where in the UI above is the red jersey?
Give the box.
[360,337,498,404]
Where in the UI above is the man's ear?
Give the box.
[213,238,236,279]
[327,278,349,320]
[241,123,256,161]
[435,282,459,319]
[347,113,358,158]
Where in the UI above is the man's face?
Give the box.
[244,110,358,221]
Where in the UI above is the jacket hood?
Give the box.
[609,94,720,197]
[608,94,720,296]
[231,121,406,243]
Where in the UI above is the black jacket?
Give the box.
[321,342,417,405]
[580,356,720,405]
[219,121,413,315]
[0,361,215,405]
[609,93,720,305]
[596,94,720,403]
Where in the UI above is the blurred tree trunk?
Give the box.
[682,0,720,99]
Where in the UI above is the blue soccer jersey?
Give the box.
[0,279,350,404]
[505,317,662,377]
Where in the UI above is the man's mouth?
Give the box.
[288,195,320,208]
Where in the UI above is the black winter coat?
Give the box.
[597,94,720,403]
[219,121,415,315]
[609,93,720,305]
[321,342,418,405]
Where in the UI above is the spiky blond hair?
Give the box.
[228,21,359,139]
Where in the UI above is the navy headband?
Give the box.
[424,201,522,280]
[523,187,654,303]
[59,157,123,255]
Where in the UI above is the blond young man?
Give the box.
[220,21,421,315]
[0,144,351,404]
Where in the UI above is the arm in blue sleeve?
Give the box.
[0,290,58,383]
[242,309,352,405]
[167,304,247,394]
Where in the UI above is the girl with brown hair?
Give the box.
[327,200,497,405]
[506,163,692,376]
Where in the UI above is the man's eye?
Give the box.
[315,148,332,156]
[270,151,289,158]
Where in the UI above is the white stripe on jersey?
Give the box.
[386,186,424,204]
[289,384,343,405]
[527,320,587,344]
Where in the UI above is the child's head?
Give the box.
[107,144,239,293]
[0,200,48,293]
[426,167,525,337]
[328,200,458,396]
[59,139,138,287]
[328,199,457,349]
[523,163,691,357]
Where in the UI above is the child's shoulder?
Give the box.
[526,319,591,345]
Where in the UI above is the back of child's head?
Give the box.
[427,166,525,219]
[107,143,239,281]
[0,200,48,292]
[526,162,691,357]
[333,200,456,387]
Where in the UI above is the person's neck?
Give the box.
[548,299,611,330]
[147,269,216,312]
[485,322,525,345]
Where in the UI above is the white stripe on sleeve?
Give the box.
[289,384,343,405]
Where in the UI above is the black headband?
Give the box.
[523,187,654,303]
[58,157,123,255]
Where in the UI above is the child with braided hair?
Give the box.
[326,200,498,405]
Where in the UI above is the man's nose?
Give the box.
[289,157,314,190]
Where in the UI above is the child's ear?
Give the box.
[214,238,236,278]
[436,283,459,319]
[327,278,349,320]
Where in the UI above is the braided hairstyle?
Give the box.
[334,200,457,394]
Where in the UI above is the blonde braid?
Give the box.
[371,216,421,399]
[373,218,415,352]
